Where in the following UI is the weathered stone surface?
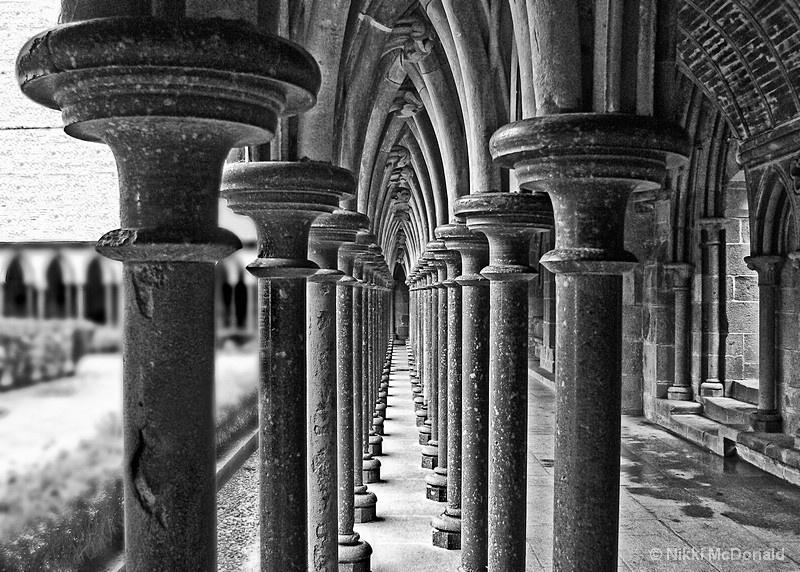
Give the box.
[491,113,689,572]
[223,161,349,572]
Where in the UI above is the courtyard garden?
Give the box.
[0,345,258,571]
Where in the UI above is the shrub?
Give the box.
[0,388,257,571]
[0,319,94,390]
[88,326,121,354]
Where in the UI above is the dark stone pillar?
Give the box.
[426,239,457,502]
[223,162,349,572]
[745,255,783,432]
[422,243,446,471]
[310,211,373,572]
[418,265,434,446]
[346,236,378,522]
[432,223,468,549]
[665,263,693,400]
[307,203,367,572]
[447,225,489,572]
[457,193,553,572]
[699,218,726,397]
[491,113,689,572]
[18,15,319,572]
[359,248,382,483]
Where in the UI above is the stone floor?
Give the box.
[218,342,800,571]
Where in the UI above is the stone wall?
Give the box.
[723,182,759,387]
[778,262,800,435]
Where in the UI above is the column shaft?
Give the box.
[307,276,339,571]
[337,282,356,536]
[122,263,217,571]
[460,280,490,571]
[553,273,622,568]
[260,277,308,570]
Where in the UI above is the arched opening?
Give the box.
[723,175,759,400]
[85,258,106,323]
[393,265,409,340]
[45,258,69,319]
[233,272,248,330]
[4,257,28,318]
[215,263,234,330]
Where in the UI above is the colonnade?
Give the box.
[15,6,693,572]
[15,14,397,572]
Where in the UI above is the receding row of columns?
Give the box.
[405,116,690,572]
[16,16,401,572]
[17,12,693,572]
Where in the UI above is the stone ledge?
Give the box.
[527,364,555,390]
[699,396,756,427]
[652,397,800,486]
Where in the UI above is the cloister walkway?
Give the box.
[218,342,800,571]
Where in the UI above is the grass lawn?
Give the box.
[0,348,257,571]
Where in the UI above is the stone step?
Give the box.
[701,396,756,428]
[656,411,734,457]
[731,378,759,406]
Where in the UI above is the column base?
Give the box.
[431,509,461,550]
[415,408,427,425]
[421,442,438,469]
[750,411,782,433]
[338,534,372,572]
[418,424,432,445]
[425,467,447,502]
[368,433,383,456]
[373,417,385,435]
[363,456,381,483]
[667,385,694,401]
[354,489,377,523]
[700,381,724,397]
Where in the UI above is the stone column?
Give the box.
[665,263,693,400]
[541,230,557,373]
[309,209,373,572]
[745,255,783,432]
[223,162,348,572]
[18,13,320,571]
[699,218,726,397]
[491,113,689,572]
[432,223,467,549]
[36,286,46,320]
[411,269,425,416]
[422,243,446,471]
[306,185,362,571]
[417,265,433,436]
[456,192,552,572]
[419,261,437,452]
[104,282,115,325]
[350,234,379,512]
[246,281,258,333]
[75,283,86,321]
[426,240,455,502]
[448,224,489,571]
[360,250,382,483]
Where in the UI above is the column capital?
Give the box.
[697,217,730,235]
[222,161,351,279]
[433,226,463,285]
[663,262,693,289]
[454,192,550,281]
[437,222,489,286]
[491,113,690,275]
[17,17,320,138]
[309,207,362,268]
[745,255,784,286]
